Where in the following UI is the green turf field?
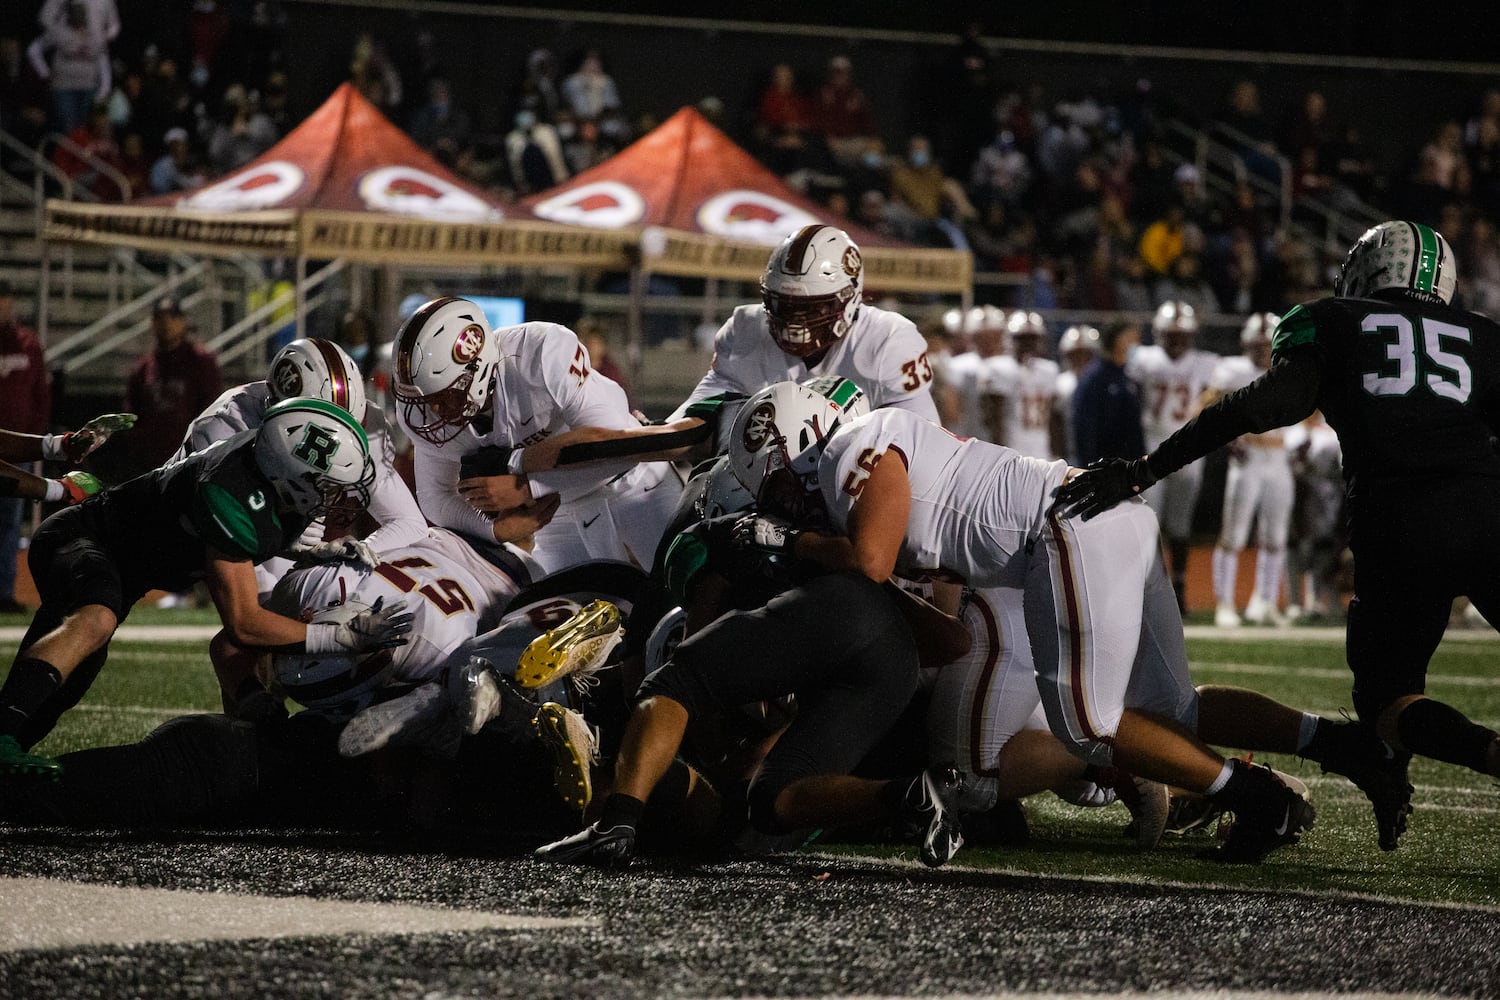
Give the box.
[9,628,1499,908]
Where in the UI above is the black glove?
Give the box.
[1051,458,1158,521]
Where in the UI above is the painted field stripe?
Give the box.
[0,877,589,953]
[1183,625,1500,644]
[685,992,1449,1000]
[805,850,1500,916]
[1193,660,1500,689]
[0,625,223,643]
[69,704,208,717]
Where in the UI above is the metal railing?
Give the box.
[45,261,213,373]
[39,131,131,205]
[206,258,348,369]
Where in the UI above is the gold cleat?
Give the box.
[516,600,624,689]
[533,702,600,813]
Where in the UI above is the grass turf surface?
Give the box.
[9,628,1499,909]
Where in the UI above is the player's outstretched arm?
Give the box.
[515,417,712,473]
[0,413,138,464]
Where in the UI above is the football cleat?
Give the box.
[533,821,636,867]
[1163,792,1223,836]
[533,702,600,813]
[1242,595,1287,627]
[0,734,61,782]
[516,600,624,690]
[336,683,451,758]
[903,766,965,868]
[1214,762,1317,864]
[1214,605,1242,629]
[1107,769,1172,849]
[451,656,503,735]
[1303,720,1413,852]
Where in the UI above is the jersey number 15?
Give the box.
[1361,312,1472,403]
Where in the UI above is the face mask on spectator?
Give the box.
[910,150,931,168]
[514,110,536,131]
[862,151,883,169]
[556,121,577,140]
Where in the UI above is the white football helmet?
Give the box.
[1239,312,1281,348]
[392,296,501,444]
[1335,220,1456,305]
[761,224,863,357]
[268,338,368,424]
[1006,309,1047,360]
[727,376,869,518]
[1058,324,1101,362]
[965,305,1007,356]
[255,397,376,517]
[271,597,397,713]
[700,455,755,520]
[1152,301,1198,358]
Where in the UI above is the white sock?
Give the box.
[1205,759,1235,796]
[1296,713,1321,752]
[1213,547,1238,608]
[1254,549,1286,607]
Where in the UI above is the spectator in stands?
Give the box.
[515,48,561,122]
[117,130,147,198]
[205,84,277,175]
[970,128,1030,208]
[1172,163,1219,241]
[561,49,621,122]
[812,55,877,166]
[133,51,189,153]
[1278,90,1333,166]
[350,31,403,114]
[888,134,976,246]
[1112,253,1155,313]
[576,318,630,405]
[409,77,470,165]
[149,126,205,195]
[560,114,609,176]
[1034,99,1094,182]
[853,188,897,239]
[506,109,568,195]
[188,0,230,91]
[1153,253,1219,315]
[1212,79,1281,186]
[27,1,111,135]
[1071,320,1145,465]
[261,71,292,137]
[1128,137,1177,225]
[38,0,118,43]
[1137,201,1186,277]
[753,63,816,175]
[0,282,49,613]
[122,297,222,475]
[336,308,375,375]
[52,104,125,201]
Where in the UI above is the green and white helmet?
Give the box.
[1336,220,1457,305]
[727,375,869,518]
[255,397,375,517]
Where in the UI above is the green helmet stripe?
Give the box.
[264,396,368,451]
[824,378,862,411]
[1409,221,1439,295]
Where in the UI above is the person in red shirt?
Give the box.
[813,55,878,166]
[0,282,50,612]
[122,296,222,476]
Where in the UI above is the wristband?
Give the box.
[304,622,339,654]
[43,479,64,502]
[41,433,66,461]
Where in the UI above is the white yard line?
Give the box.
[0,625,222,642]
[0,877,589,953]
[1197,660,1500,689]
[687,993,1449,1000]
[1183,625,1500,644]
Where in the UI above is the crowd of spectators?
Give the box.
[7,8,1500,327]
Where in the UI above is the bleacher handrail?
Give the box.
[45,261,212,372]
[39,132,131,205]
[205,258,348,366]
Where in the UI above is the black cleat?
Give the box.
[1304,720,1413,852]
[534,822,636,868]
[0,734,61,782]
[904,767,965,868]
[1214,763,1317,864]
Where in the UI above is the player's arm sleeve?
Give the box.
[1148,349,1321,479]
[361,462,429,552]
[411,439,495,541]
[527,328,643,498]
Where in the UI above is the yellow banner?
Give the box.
[644,231,971,292]
[298,211,634,268]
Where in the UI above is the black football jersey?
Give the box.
[1272,296,1500,485]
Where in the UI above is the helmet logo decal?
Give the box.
[841,245,862,278]
[452,323,487,365]
[293,423,339,472]
[742,400,777,453]
[270,357,304,399]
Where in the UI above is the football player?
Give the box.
[986,309,1062,458]
[1053,324,1100,465]
[0,399,414,778]
[942,306,1005,440]
[1206,313,1293,628]
[672,224,940,426]
[1127,301,1221,610]
[0,413,135,505]
[393,297,682,575]
[730,382,1402,863]
[174,337,427,589]
[1057,220,1500,848]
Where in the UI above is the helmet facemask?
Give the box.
[393,367,486,446]
[763,282,859,358]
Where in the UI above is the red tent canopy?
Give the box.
[522,107,970,292]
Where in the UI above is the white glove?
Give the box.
[293,536,380,570]
[339,596,414,652]
[732,513,802,553]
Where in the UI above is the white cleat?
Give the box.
[450,656,502,735]
[516,600,624,690]
[533,702,601,813]
[1214,604,1242,629]
[1243,595,1287,627]
[337,683,450,757]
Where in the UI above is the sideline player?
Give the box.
[673,224,939,426]
[1056,221,1494,846]
[1128,302,1220,610]
[1206,313,1293,628]
[987,309,1062,458]
[0,399,413,777]
[392,297,681,575]
[728,382,1403,862]
[1053,324,1100,465]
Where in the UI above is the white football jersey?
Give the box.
[673,302,939,424]
[1127,345,1221,450]
[403,322,646,543]
[172,379,427,555]
[944,349,990,439]
[987,355,1060,459]
[1211,354,1285,448]
[268,527,531,683]
[818,407,1067,589]
[1054,369,1080,463]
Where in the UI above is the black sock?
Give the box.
[1299,717,1381,764]
[1208,759,1277,815]
[598,792,645,831]
[1396,699,1497,774]
[0,657,63,742]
